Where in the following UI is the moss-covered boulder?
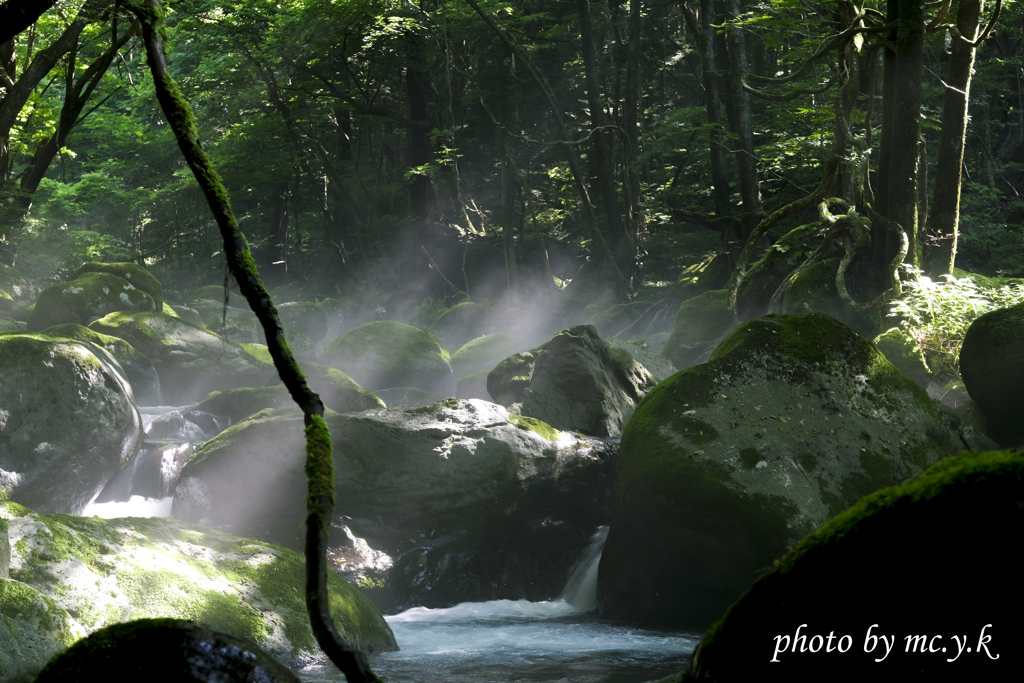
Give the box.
[0,263,31,313]
[275,301,328,343]
[0,501,397,669]
[429,301,490,351]
[70,262,163,309]
[27,273,156,331]
[597,313,967,630]
[450,333,528,378]
[41,323,162,405]
[320,321,455,395]
[662,289,736,369]
[206,313,260,343]
[171,401,617,609]
[488,325,657,437]
[187,284,233,306]
[166,304,204,328]
[88,311,272,405]
[0,334,143,515]
[1,518,8,578]
[196,362,383,425]
[1,577,86,682]
[10,301,33,324]
[673,450,1022,681]
[872,327,931,388]
[0,317,23,332]
[959,301,1024,446]
[607,338,677,382]
[35,618,299,682]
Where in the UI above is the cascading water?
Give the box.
[558,525,609,611]
[298,525,696,683]
[83,405,212,519]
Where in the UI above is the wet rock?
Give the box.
[0,334,143,514]
[487,325,657,437]
[598,313,967,630]
[873,326,931,388]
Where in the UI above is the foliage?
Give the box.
[888,270,1024,377]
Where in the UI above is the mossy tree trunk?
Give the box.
[126,2,381,680]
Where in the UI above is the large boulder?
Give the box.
[598,313,968,630]
[275,301,328,342]
[320,321,455,395]
[487,325,657,437]
[429,301,490,350]
[171,400,617,608]
[1,500,396,669]
[959,301,1024,446]
[88,311,272,405]
[27,272,156,331]
[450,333,528,378]
[70,261,163,309]
[670,450,1022,681]
[196,362,383,425]
[1,577,86,682]
[662,289,735,370]
[35,619,300,683]
[0,334,142,514]
[41,323,162,405]
[872,326,931,388]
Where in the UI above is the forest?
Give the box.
[0,0,1023,681]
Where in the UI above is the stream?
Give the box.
[82,408,698,683]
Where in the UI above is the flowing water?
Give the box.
[82,409,697,682]
[299,527,696,683]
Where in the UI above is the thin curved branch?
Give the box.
[926,0,953,32]
[125,2,380,681]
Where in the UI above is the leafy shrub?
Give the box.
[888,270,1024,378]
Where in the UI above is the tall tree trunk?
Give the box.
[926,0,985,277]
[577,0,626,273]
[622,0,644,287]
[886,0,925,270]
[723,0,763,237]
[683,0,733,224]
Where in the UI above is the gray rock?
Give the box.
[0,577,85,683]
[487,325,658,437]
[598,313,967,630]
[374,386,445,408]
[276,301,328,342]
[0,334,143,514]
[171,400,617,608]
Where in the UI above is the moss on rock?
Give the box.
[0,502,397,667]
[321,320,455,396]
[451,333,528,378]
[872,327,931,387]
[959,301,1024,446]
[598,313,964,630]
[71,262,163,309]
[679,449,1024,680]
[662,289,735,369]
[28,272,156,331]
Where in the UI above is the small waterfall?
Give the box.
[559,526,609,611]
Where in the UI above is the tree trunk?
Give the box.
[926,0,985,277]
[577,0,626,273]
[723,0,763,237]
[622,0,644,287]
